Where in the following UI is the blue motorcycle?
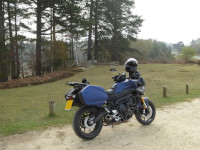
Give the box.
[65,67,156,140]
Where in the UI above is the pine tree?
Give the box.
[87,0,93,61]
[94,0,99,60]
[0,0,8,81]
[1,0,32,80]
[56,0,86,63]
[33,0,56,75]
[7,0,16,79]
[102,0,143,61]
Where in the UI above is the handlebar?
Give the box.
[66,82,88,87]
[112,71,140,82]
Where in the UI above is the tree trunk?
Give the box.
[53,5,56,43]
[20,49,24,79]
[0,0,8,82]
[50,7,53,72]
[52,5,56,71]
[111,12,118,61]
[87,0,93,61]
[7,0,16,79]
[0,0,4,42]
[36,1,42,76]
[71,34,74,60]
[50,5,56,72]
[14,4,20,78]
[69,13,74,64]
[50,16,53,72]
[94,0,98,61]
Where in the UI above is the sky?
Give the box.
[133,0,200,45]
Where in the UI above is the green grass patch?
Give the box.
[1,64,200,136]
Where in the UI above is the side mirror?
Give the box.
[82,78,87,83]
[110,68,117,72]
[122,72,126,75]
[82,78,89,84]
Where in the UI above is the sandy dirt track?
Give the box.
[1,99,200,150]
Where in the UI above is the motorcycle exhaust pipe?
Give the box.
[94,110,108,123]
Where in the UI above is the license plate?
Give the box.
[65,100,73,110]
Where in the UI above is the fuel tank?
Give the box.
[114,79,138,93]
[78,85,108,107]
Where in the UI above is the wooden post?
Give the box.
[49,100,55,115]
[163,86,167,97]
[186,84,189,94]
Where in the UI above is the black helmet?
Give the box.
[124,58,138,72]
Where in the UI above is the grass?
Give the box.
[1,64,200,136]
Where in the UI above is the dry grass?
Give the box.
[0,68,82,89]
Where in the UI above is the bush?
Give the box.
[198,60,200,65]
[181,47,197,62]
[0,68,82,89]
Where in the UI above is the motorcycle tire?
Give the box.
[72,106,103,140]
[135,100,156,125]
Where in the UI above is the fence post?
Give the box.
[186,84,189,94]
[49,100,55,115]
[163,86,167,97]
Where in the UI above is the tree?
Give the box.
[33,0,56,75]
[0,0,8,81]
[94,0,99,60]
[173,41,184,54]
[129,39,174,62]
[53,41,68,69]
[7,0,16,79]
[190,38,200,54]
[41,39,68,72]
[2,0,32,80]
[13,0,32,78]
[0,0,144,81]
[87,0,93,61]
[102,0,143,61]
[56,0,86,63]
[14,1,20,78]
[181,47,197,62]
[93,0,105,61]
[35,0,43,75]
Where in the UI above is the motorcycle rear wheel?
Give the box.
[72,107,103,140]
[135,100,156,125]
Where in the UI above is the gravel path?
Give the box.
[1,99,200,150]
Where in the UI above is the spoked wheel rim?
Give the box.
[80,111,97,134]
[73,107,103,139]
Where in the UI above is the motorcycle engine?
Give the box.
[118,103,128,114]
[104,98,135,125]
[117,102,134,121]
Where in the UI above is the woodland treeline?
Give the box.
[190,38,200,54]
[0,0,144,82]
[0,0,175,83]
[129,39,174,62]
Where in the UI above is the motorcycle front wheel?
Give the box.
[72,107,103,140]
[135,100,156,125]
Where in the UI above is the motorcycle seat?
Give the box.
[106,89,115,95]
